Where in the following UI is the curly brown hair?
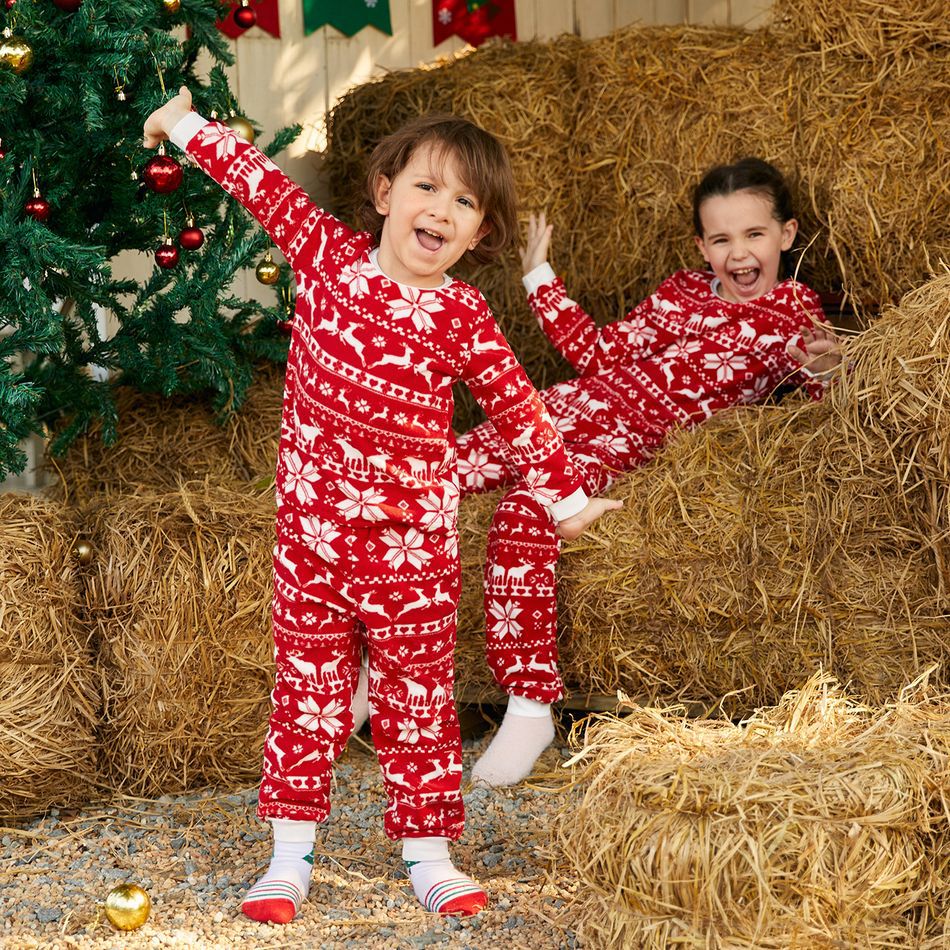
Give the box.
[360,113,518,267]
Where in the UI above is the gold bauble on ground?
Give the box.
[74,540,94,565]
[0,30,33,74]
[256,252,280,285]
[104,883,151,931]
[223,114,255,143]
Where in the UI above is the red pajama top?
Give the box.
[170,116,587,527]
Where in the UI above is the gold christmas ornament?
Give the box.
[223,113,255,143]
[0,28,33,74]
[161,0,181,11]
[256,252,280,285]
[74,540,94,565]
[104,883,151,931]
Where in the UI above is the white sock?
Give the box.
[403,837,487,916]
[350,663,369,737]
[241,818,316,924]
[471,694,555,788]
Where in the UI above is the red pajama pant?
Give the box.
[456,420,635,705]
[258,506,464,840]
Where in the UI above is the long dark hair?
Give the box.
[692,158,797,276]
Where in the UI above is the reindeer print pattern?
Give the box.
[260,510,465,839]
[456,267,828,702]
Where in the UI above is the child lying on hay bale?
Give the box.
[558,670,950,948]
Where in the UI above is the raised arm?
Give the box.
[521,213,665,377]
[143,87,347,270]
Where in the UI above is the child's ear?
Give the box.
[469,221,491,251]
[781,217,799,251]
[373,174,393,216]
[693,234,709,262]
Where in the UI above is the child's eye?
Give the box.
[417,182,434,192]
[457,196,476,209]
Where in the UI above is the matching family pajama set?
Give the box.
[455,262,827,705]
[170,116,588,841]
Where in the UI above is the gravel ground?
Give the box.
[0,728,584,950]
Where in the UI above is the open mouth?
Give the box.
[730,266,760,289]
[416,228,445,252]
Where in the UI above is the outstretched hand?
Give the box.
[143,86,194,149]
[787,323,843,376]
[519,211,554,276]
[556,496,623,542]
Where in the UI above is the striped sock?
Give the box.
[403,837,487,916]
[242,819,315,924]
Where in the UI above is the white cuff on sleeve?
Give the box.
[797,363,838,382]
[548,486,589,521]
[169,113,210,151]
[522,262,557,297]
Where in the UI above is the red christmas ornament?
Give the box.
[178,225,204,250]
[155,239,179,269]
[25,194,51,222]
[52,0,82,9]
[143,153,183,194]
[0,139,6,160]
[233,1,256,28]
[4,0,15,10]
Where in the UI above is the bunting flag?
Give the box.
[433,0,516,48]
[217,0,282,38]
[302,0,393,37]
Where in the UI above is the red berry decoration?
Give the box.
[233,1,256,28]
[155,239,179,269]
[52,0,82,9]
[178,225,204,250]
[143,154,183,194]
[25,195,51,222]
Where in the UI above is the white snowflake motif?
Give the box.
[354,398,371,415]
[381,527,432,570]
[438,7,452,25]
[336,482,388,521]
[341,259,371,298]
[282,450,320,506]
[388,287,444,332]
[616,315,658,349]
[662,338,704,361]
[299,516,341,563]
[201,124,239,161]
[418,485,458,532]
[487,600,523,640]
[523,467,562,505]
[742,374,772,403]
[456,450,505,490]
[703,351,749,383]
[397,717,440,744]
[294,697,345,736]
[593,433,630,456]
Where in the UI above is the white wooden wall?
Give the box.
[2,0,773,493]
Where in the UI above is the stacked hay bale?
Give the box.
[0,495,99,823]
[86,482,275,795]
[557,672,950,947]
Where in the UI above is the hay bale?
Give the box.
[0,494,99,824]
[771,0,950,62]
[88,483,275,796]
[48,363,284,507]
[558,672,950,948]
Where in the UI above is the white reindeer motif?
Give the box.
[340,324,367,363]
[371,344,413,371]
[265,732,287,771]
[504,655,526,677]
[526,654,555,674]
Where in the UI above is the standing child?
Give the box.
[143,90,619,923]
[451,157,841,787]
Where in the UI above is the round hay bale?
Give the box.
[0,494,99,824]
[48,362,284,508]
[558,673,950,948]
[88,483,275,796]
[771,0,950,62]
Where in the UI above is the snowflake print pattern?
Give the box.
[295,697,346,737]
[388,286,445,332]
[282,450,320,506]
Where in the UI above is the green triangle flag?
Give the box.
[302,0,393,36]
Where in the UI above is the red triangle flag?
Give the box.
[432,0,516,48]
[217,0,281,39]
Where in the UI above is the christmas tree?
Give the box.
[0,0,298,479]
